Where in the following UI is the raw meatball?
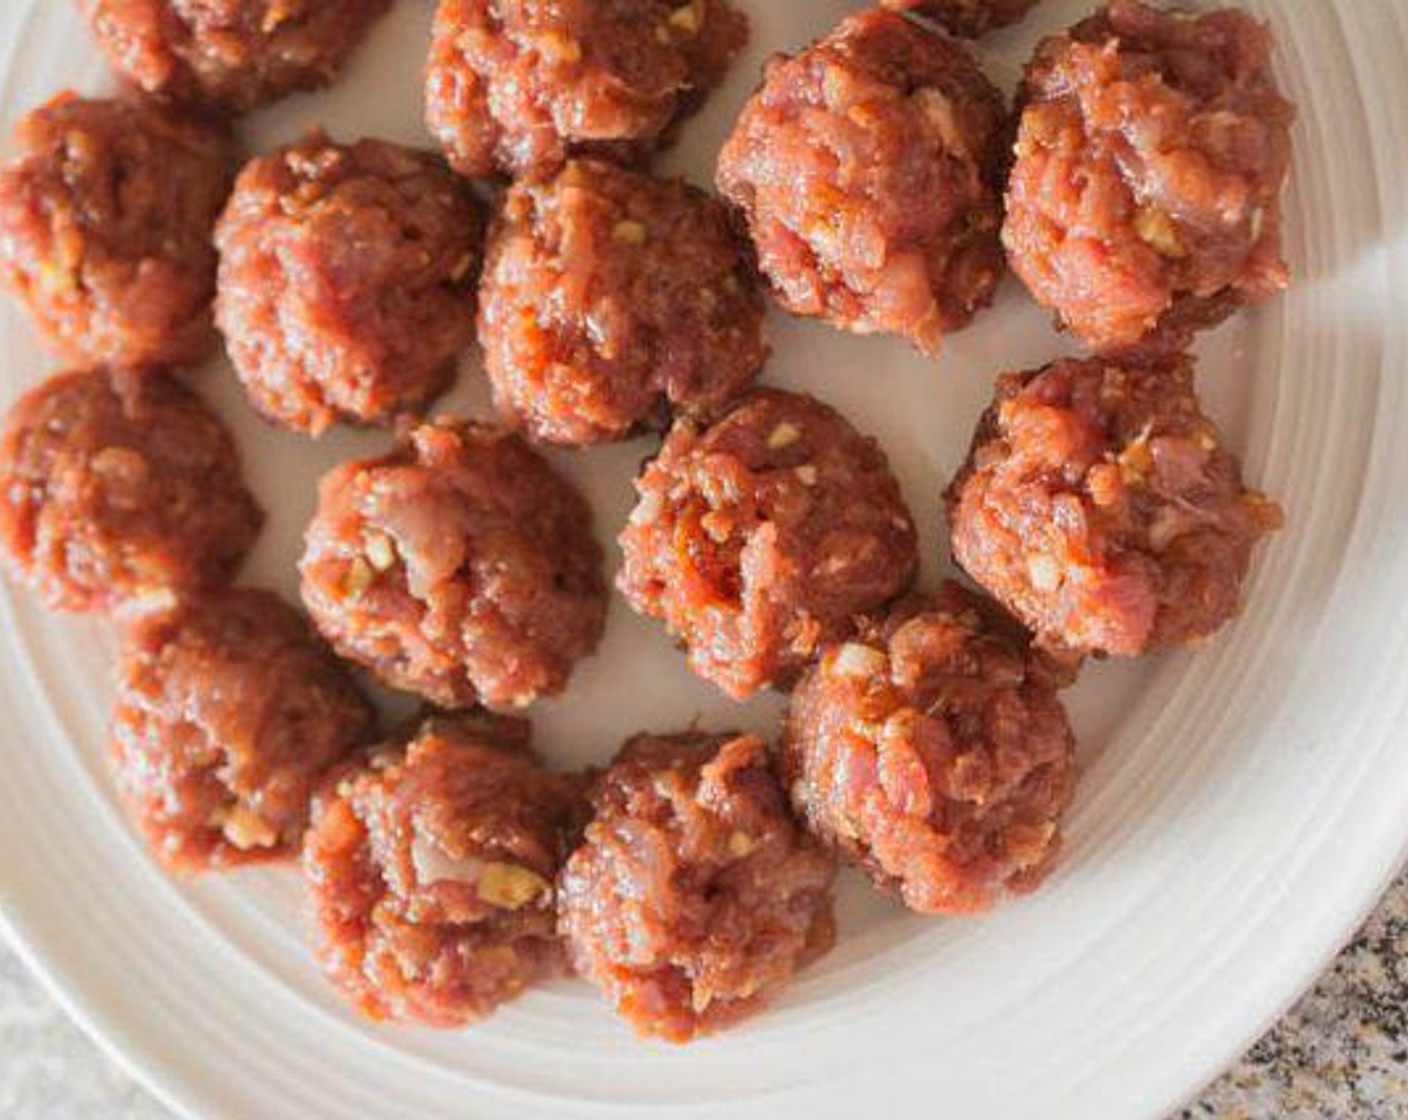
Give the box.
[0,367,263,613]
[882,0,1041,39]
[479,159,766,446]
[300,419,606,711]
[305,713,585,1027]
[110,587,375,872]
[781,582,1075,914]
[425,0,748,180]
[215,134,482,436]
[945,355,1283,657]
[618,389,918,700]
[81,0,392,113]
[558,731,835,1042]
[1003,0,1295,352]
[0,92,232,369]
[716,8,1007,354]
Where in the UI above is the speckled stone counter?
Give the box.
[1180,871,1408,1120]
[7,871,1408,1118]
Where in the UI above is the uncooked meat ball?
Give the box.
[0,367,263,613]
[215,134,482,436]
[478,159,767,446]
[716,7,1007,354]
[945,355,1283,657]
[782,582,1075,915]
[425,0,748,179]
[882,0,1041,39]
[81,0,392,113]
[300,419,607,711]
[110,587,375,871]
[0,93,232,369]
[305,713,585,1027]
[558,730,835,1042]
[617,388,918,700]
[1003,0,1295,352]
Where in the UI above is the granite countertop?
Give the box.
[5,872,1408,1119]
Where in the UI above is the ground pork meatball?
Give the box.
[0,367,263,613]
[946,355,1283,658]
[716,8,1007,354]
[300,419,606,711]
[215,134,482,436]
[781,583,1075,915]
[110,587,375,872]
[0,92,232,369]
[425,0,748,180]
[305,713,585,1027]
[882,0,1041,39]
[479,159,766,446]
[558,730,835,1042]
[81,0,392,114]
[618,389,918,700]
[1003,0,1295,353]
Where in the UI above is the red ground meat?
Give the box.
[425,0,748,180]
[81,0,392,113]
[558,731,835,1042]
[781,582,1075,915]
[716,8,1007,354]
[215,134,482,436]
[478,159,767,446]
[110,587,374,872]
[304,713,585,1027]
[945,355,1283,657]
[1003,0,1295,353]
[617,389,918,700]
[0,93,232,369]
[300,419,606,711]
[0,367,263,613]
[882,0,1042,39]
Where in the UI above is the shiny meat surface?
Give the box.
[478,159,766,446]
[300,419,607,711]
[882,0,1041,39]
[215,133,482,436]
[0,367,263,613]
[716,8,1007,353]
[1003,0,1294,352]
[0,92,232,369]
[426,0,747,179]
[782,583,1075,914]
[946,354,1283,657]
[110,587,375,871]
[558,731,835,1042]
[617,388,918,700]
[304,713,585,1027]
[81,0,392,113]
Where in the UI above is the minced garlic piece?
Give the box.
[832,642,886,678]
[261,0,299,34]
[669,2,702,34]
[614,219,648,244]
[1134,206,1186,258]
[767,422,801,449]
[1027,554,1062,593]
[363,530,397,572]
[477,863,552,909]
[1118,424,1155,485]
[343,556,374,598]
[218,804,279,850]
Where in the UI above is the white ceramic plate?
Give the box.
[1,2,1406,1117]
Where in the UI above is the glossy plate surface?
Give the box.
[1,2,1405,1117]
